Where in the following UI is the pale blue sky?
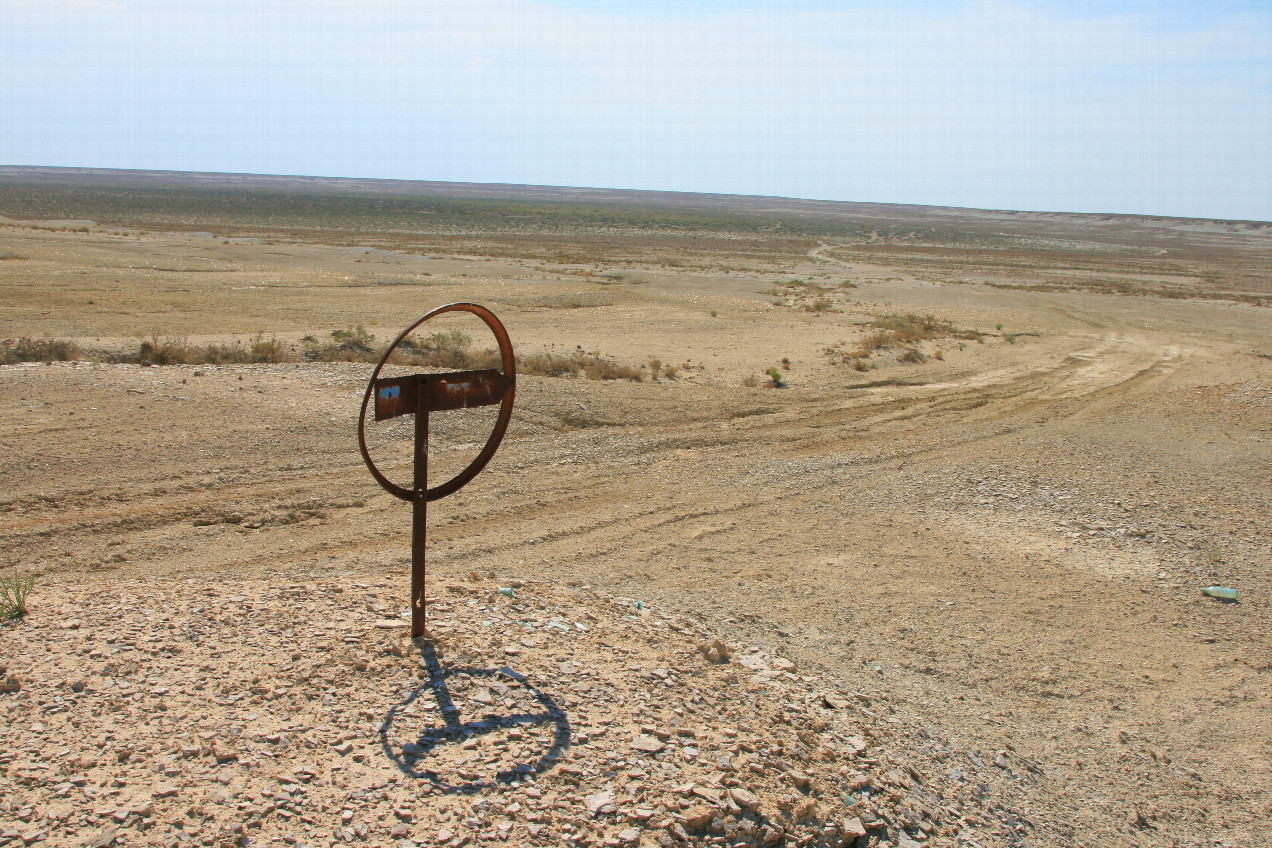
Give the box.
[3,0,1270,220]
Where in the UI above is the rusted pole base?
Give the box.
[411,493,427,639]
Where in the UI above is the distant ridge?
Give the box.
[1,165,1268,233]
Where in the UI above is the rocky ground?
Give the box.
[1,575,1040,848]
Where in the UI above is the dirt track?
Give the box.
[2,184,1272,847]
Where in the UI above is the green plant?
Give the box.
[1,569,35,621]
[331,324,376,352]
[1003,333,1017,344]
[995,322,1004,331]
[767,367,785,388]
[710,310,718,317]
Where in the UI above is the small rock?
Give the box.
[153,785,179,798]
[728,787,759,810]
[0,675,20,694]
[698,638,730,663]
[631,735,666,754]
[586,792,616,817]
[617,828,640,844]
[682,805,713,829]
[841,817,868,841]
[85,828,118,848]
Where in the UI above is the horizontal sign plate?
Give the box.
[375,369,510,421]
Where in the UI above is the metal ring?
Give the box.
[358,303,516,502]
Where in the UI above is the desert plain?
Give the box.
[1,168,1270,848]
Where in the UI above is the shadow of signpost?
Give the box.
[379,640,571,794]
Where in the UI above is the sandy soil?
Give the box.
[1,181,1271,848]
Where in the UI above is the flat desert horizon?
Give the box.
[1,167,1270,848]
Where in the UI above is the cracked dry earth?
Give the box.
[2,213,1272,848]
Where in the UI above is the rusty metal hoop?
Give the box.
[357,303,516,502]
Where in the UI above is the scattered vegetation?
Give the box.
[137,334,288,365]
[741,375,759,387]
[1,569,35,621]
[766,367,785,388]
[2,336,82,364]
[823,312,983,370]
[2,328,650,381]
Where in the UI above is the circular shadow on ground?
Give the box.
[379,640,571,794]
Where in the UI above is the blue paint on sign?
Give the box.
[380,385,400,401]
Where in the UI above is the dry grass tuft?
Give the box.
[2,336,82,364]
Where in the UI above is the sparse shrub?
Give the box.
[742,375,759,387]
[871,313,953,342]
[583,359,641,381]
[648,359,662,379]
[250,333,285,363]
[139,335,192,365]
[767,367,785,388]
[852,357,871,372]
[517,352,583,377]
[806,296,832,313]
[861,330,894,351]
[1003,333,1017,344]
[1,336,81,364]
[899,347,926,364]
[710,310,718,317]
[662,364,679,380]
[331,324,376,353]
[995,322,1004,331]
[934,348,944,360]
[1,569,35,621]
[781,357,791,370]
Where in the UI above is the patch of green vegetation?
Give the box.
[1,569,35,621]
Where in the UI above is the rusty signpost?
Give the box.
[358,303,516,639]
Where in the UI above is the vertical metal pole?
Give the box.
[411,393,429,639]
